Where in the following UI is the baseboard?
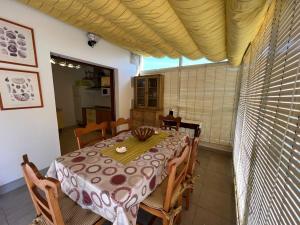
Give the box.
[0,167,49,195]
[199,141,232,155]
[233,167,240,225]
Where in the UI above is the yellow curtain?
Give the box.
[19,0,272,65]
[226,0,271,65]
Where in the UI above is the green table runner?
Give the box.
[101,132,169,164]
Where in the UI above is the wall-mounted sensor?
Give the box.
[87,32,99,48]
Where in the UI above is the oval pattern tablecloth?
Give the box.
[47,129,189,225]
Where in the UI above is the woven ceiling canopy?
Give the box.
[19,0,271,66]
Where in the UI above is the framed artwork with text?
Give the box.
[0,68,43,110]
[0,18,38,67]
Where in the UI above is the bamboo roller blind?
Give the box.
[144,63,240,146]
[233,0,300,224]
[20,0,271,65]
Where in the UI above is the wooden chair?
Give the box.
[159,115,182,131]
[74,122,108,149]
[111,118,131,136]
[184,137,200,210]
[140,144,191,225]
[21,155,105,225]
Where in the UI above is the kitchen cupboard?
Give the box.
[131,75,164,128]
[82,107,112,126]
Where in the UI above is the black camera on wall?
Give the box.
[87,33,98,48]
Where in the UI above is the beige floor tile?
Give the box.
[190,181,204,205]
[0,208,9,225]
[197,150,211,169]
[207,154,233,177]
[193,207,223,225]
[0,186,34,225]
[181,202,197,225]
[220,218,237,225]
[198,188,235,221]
[59,126,78,154]
[202,171,234,196]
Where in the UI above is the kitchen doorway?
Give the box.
[51,53,116,155]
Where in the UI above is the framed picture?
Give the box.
[0,18,38,67]
[0,68,43,110]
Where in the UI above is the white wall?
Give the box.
[0,0,137,186]
[52,64,87,127]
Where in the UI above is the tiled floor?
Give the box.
[137,148,236,225]
[0,148,235,225]
[59,126,113,155]
[0,185,35,225]
[59,126,80,155]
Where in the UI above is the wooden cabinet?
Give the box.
[131,108,163,128]
[86,108,96,123]
[82,107,112,125]
[134,75,163,109]
[96,109,112,123]
[131,74,164,128]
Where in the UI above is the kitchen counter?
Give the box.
[85,106,111,111]
[82,106,112,125]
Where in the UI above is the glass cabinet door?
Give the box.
[136,78,146,107]
[147,78,158,107]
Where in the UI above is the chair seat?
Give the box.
[142,177,182,210]
[31,194,103,225]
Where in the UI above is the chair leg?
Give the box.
[148,216,157,225]
[177,195,183,224]
[162,217,169,225]
[185,190,190,210]
[94,218,106,225]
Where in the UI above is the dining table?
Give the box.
[47,127,189,225]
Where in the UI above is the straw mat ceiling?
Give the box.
[19,0,271,65]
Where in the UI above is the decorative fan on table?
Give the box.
[132,127,154,141]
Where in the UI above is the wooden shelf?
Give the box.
[132,74,164,128]
[133,74,163,109]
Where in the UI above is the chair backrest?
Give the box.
[163,144,191,211]
[159,115,181,131]
[187,137,200,176]
[74,122,108,149]
[111,118,131,136]
[21,155,65,225]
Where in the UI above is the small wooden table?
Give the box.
[164,120,201,138]
[180,121,201,138]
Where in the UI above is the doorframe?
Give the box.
[110,68,116,121]
[50,52,117,124]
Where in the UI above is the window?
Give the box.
[233,1,300,225]
[181,57,214,66]
[142,56,219,71]
[162,63,239,145]
[142,56,179,71]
